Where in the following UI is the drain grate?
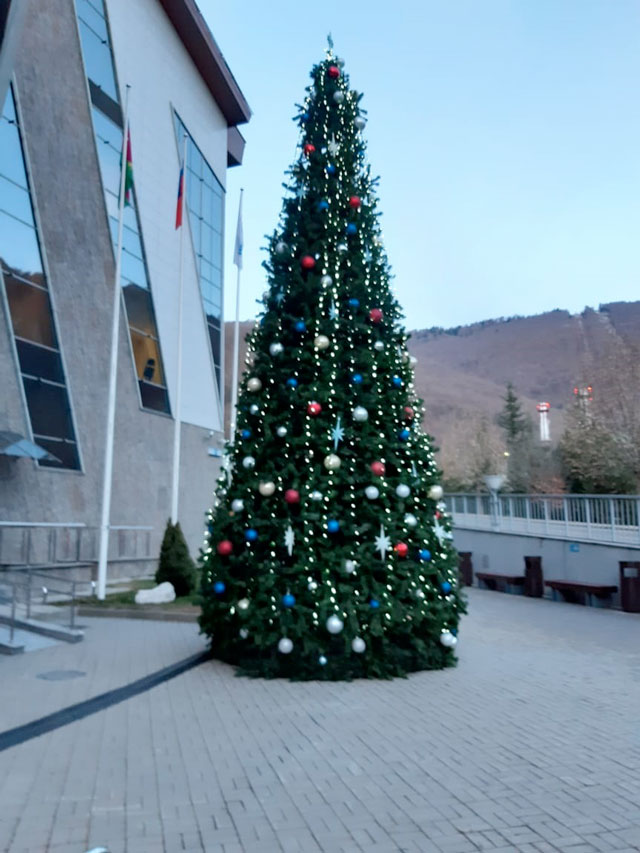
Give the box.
[37,670,86,681]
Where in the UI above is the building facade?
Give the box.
[0,0,249,573]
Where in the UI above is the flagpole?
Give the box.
[170,133,188,524]
[229,188,243,445]
[96,84,130,600]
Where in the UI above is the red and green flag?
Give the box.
[124,129,134,206]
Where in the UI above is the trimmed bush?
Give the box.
[155,520,196,597]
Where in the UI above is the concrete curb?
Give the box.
[78,606,199,623]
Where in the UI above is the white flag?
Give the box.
[233,190,243,269]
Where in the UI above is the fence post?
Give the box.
[26,568,32,620]
[563,497,569,537]
[585,497,592,540]
[525,496,531,533]
[610,498,616,543]
[9,583,16,645]
[543,497,549,534]
[70,581,76,629]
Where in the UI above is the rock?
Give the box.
[135,582,176,605]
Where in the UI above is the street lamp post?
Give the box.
[484,474,506,530]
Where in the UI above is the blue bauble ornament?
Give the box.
[352,373,363,385]
[370,599,380,609]
[241,429,251,439]
[398,429,411,441]
[294,320,306,333]
[326,164,336,175]
[282,593,296,608]
[392,376,403,387]
[286,377,298,388]
[318,199,329,211]
[346,223,357,235]
[327,520,340,533]
[441,581,452,594]
[451,628,458,636]
[245,528,258,542]
[301,112,310,122]
[419,549,432,561]
[213,581,225,594]
[348,298,360,309]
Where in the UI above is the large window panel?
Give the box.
[75,1,170,415]
[75,0,119,103]
[174,111,225,399]
[0,86,81,470]
[4,275,56,345]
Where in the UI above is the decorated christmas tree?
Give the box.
[199,45,464,680]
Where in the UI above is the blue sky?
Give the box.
[200,0,640,330]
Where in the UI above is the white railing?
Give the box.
[447,493,640,547]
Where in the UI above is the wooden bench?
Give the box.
[476,573,525,595]
[545,580,618,608]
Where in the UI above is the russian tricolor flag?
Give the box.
[175,163,184,229]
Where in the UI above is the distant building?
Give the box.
[0,0,250,572]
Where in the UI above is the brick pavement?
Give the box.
[1,589,640,853]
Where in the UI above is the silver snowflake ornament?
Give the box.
[332,416,344,452]
[375,525,391,561]
[284,525,295,556]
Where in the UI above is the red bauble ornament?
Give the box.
[349,195,361,209]
[435,511,442,520]
[394,542,409,558]
[328,65,340,79]
[284,489,300,505]
[370,461,386,477]
[369,308,383,324]
[303,143,315,157]
[301,255,315,270]
[217,540,233,556]
[307,401,322,416]
[404,406,415,421]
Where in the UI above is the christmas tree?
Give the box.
[199,45,464,680]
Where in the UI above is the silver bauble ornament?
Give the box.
[269,342,284,356]
[415,590,425,600]
[247,377,262,393]
[308,580,318,591]
[278,637,293,654]
[275,241,288,256]
[410,356,418,365]
[231,499,244,513]
[344,559,356,574]
[239,628,249,639]
[238,598,249,610]
[404,513,418,527]
[336,57,345,68]
[310,490,323,501]
[440,631,457,649]
[351,637,366,654]
[242,455,256,469]
[318,655,328,666]
[337,243,348,253]
[249,404,259,415]
[276,426,287,437]
[396,484,411,498]
[365,485,380,500]
[354,115,366,130]
[326,615,344,635]
[324,453,341,471]
[258,481,275,496]
[429,485,444,500]
[353,406,369,422]
[320,274,333,287]
[333,90,345,104]
[374,341,384,352]
[314,334,330,351]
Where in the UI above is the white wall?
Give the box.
[106,0,228,432]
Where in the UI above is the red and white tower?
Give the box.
[536,402,551,442]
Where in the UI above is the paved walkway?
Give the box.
[1,590,640,853]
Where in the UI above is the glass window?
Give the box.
[173,111,225,398]
[22,377,76,441]
[79,25,170,414]
[4,275,56,346]
[0,86,81,470]
[76,0,119,103]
